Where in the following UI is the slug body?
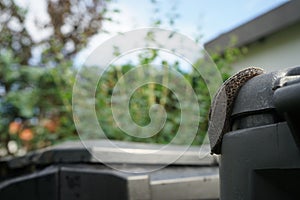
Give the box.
[208,67,264,154]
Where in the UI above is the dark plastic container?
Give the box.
[0,140,219,200]
[220,66,300,200]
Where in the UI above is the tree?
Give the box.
[0,0,114,155]
[0,0,245,157]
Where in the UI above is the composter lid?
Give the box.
[0,140,217,170]
[231,71,281,117]
[231,66,300,130]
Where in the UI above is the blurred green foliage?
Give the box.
[0,0,112,155]
[94,44,244,145]
[0,0,245,156]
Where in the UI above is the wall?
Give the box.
[232,22,300,73]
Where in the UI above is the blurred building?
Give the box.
[205,1,300,72]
